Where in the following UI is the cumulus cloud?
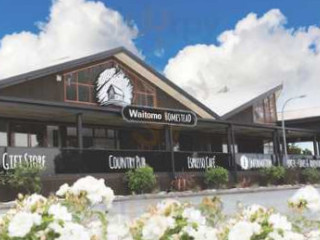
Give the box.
[0,0,140,79]
[164,9,320,117]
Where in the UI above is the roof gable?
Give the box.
[221,84,283,120]
[0,47,219,119]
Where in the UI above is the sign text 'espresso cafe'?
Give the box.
[122,106,197,126]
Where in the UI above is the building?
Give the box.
[0,47,318,193]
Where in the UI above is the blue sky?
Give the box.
[1,0,320,72]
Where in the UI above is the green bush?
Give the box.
[0,163,43,194]
[301,168,320,184]
[284,168,301,185]
[204,167,229,188]
[259,166,285,185]
[126,166,157,194]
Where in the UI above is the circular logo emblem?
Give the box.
[240,155,249,170]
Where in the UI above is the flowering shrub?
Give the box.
[126,166,156,194]
[0,163,43,194]
[204,167,229,188]
[0,176,117,240]
[1,175,320,240]
[259,166,285,185]
[301,168,320,184]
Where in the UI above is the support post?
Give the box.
[6,121,11,147]
[231,125,237,174]
[165,125,175,179]
[226,126,232,167]
[313,136,319,156]
[76,113,83,149]
[272,130,279,166]
[227,124,237,179]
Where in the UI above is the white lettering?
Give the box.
[108,155,146,170]
[187,156,216,169]
[1,153,46,170]
[128,109,162,120]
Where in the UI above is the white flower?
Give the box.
[183,225,218,240]
[8,212,41,237]
[268,230,304,240]
[306,230,320,240]
[48,203,72,222]
[87,221,103,239]
[107,215,133,240]
[56,183,70,196]
[243,204,267,219]
[268,213,292,231]
[87,216,133,240]
[182,207,206,225]
[69,176,115,208]
[56,222,90,240]
[156,199,181,215]
[102,186,115,209]
[283,231,304,240]
[289,185,320,212]
[142,215,174,240]
[22,194,47,211]
[228,221,261,240]
[48,222,64,234]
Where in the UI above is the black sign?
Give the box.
[0,147,60,176]
[236,154,275,170]
[55,149,172,173]
[122,105,197,126]
[174,152,231,171]
[285,155,320,168]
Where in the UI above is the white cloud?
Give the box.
[164,9,320,117]
[0,0,141,79]
[154,48,165,58]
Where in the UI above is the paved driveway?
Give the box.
[110,188,319,219]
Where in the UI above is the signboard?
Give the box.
[236,154,274,170]
[122,105,197,126]
[55,149,172,173]
[174,152,231,171]
[0,148,59,176]
[285,155,320,168]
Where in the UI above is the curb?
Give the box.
[1,184,319,211]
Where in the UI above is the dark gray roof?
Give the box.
[221,84,283,120]
[0,47,220,119]
[0,47,123,89]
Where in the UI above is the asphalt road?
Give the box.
[109,188,319,219]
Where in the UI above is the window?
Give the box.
[264,98,272,123]
[64,61,157,107]
[65,127,79,148]
[269,94,277,122]
[11,123,46,147]
[253,94,277,124]
[65,126,118,149]
[65,71,95,104]
[47,126,59,148]
[0,120,8,147]
[64,62,113,104]
[253,101,265,124]
[92,128,117,149]
[136,93,155,107]
[119,129,164,150]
